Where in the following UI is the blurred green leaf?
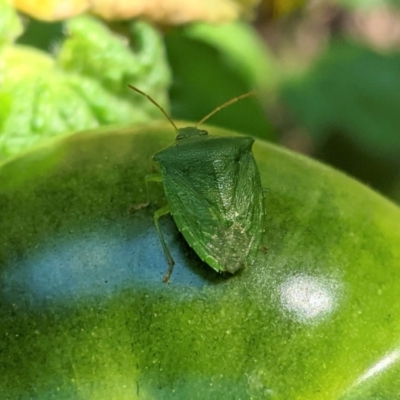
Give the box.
[0,16,171,160]
[336,0,394,10]
[186,22,278,93]
[58,18,170,103]
[17,18,65,52]
[165,22,276,140]
[0,0,23,48]
[280,41,400,160]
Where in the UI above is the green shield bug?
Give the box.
[128,85,265,283]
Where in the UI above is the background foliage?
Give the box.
[1,0,400,203]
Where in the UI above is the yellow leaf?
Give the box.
[13,0,90,20]
[13,0,260,23]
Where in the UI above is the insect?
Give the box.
[128,85,265,283]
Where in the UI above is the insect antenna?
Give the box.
[196,91,256,128]
[127,85,178,131]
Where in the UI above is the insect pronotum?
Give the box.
[128,85,265,283]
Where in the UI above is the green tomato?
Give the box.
[0,123,400,399]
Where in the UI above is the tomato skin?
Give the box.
[1,123,400,399]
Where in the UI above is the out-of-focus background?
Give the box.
[1,0,400,204]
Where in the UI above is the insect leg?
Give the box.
[131,173,163,211]
[153,204,175,283]
[144,173,163,205]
